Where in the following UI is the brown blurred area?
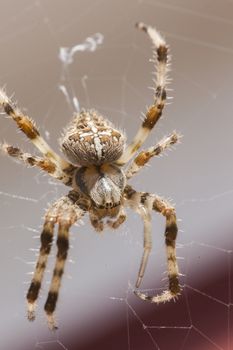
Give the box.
[22,264,233,350]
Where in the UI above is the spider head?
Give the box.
[74,164,126,209]
[61,110,126,166]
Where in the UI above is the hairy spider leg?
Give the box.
[44,197,84,330]
[126,132,180,179]
[0,89,73,183]
[117,22,170,165]
[124,186,181,303]
[27,193,85,328]
[44,220,71,330]
[0,143,74,185]
[27,216,56,321]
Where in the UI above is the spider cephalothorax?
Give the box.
[0,22,181,330]
[74,163,126,209]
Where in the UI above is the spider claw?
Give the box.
[27,302,36,321]
[47,314,58,331]
[135,22,148,33]
[27,311,36,322]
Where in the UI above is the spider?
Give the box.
[0,22,181,330]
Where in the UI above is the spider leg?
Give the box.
[26,192,85,327]
[0,143,74,185]
[124,186,181,303]
[44,220,71,330]
[44,195,84,330]
[124,189,153,288]
[116,22,170,165]
[0,89,72,175]
[27,216,55,321]
[136,200,152,288]
[126,132,180,179]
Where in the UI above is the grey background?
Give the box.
[0,0,232,349]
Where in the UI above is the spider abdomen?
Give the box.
[61,109,125,166]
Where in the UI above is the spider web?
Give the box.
[0,1,233,349]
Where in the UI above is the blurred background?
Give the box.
[0,0,232,349]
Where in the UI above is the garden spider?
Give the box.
[0,22,181,330]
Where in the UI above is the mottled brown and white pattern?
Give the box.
[61,109,125,166]
[126,132,181,179]
[0,22,182,330]
[116,22,170,165]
